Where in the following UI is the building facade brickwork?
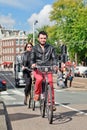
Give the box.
[0,25,27,70]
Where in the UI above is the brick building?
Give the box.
[0,25,27,70]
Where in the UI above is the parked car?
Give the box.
[82,70,87,78]
[0,79,7,91]
[74,67,80,76]
[74,66,87,77]
[14,54,26,87]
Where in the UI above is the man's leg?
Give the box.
[33,70,43,100]
[47,72,56,111]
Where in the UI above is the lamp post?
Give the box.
[33,20,38,45]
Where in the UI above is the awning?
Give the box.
[2,62,13,65]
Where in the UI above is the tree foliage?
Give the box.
[49,0,87,63]
[27,33,33,43]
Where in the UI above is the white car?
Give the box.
[74,66,87,77]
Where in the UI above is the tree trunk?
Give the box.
[75,53,77,65]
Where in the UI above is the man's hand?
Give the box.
[53,65,58,73]
[31,63,36,68]
[22,66,25,70]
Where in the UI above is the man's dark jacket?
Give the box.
[31,43,57,66]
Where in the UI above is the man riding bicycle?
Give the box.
[31,31,57,111]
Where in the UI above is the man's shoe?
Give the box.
[53,105,56,111]
[34,94,39,101]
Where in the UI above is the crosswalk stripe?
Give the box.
[0,91,8,95]
[1,95,16,100]
[0,89,24,101]
[12,89,24,96]
[0,91,16,100]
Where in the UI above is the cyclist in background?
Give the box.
[31,31,57,111]
[22,42,33,105]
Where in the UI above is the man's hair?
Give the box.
[38,31,48,38]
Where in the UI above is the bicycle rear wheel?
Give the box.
[46,85,53,124]
[28,84,35,111]
[28,92,31,108]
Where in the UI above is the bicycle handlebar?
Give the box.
[33,65,54,72]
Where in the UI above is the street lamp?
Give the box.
[33,20,38,45]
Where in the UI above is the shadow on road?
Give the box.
[7,104,40,122]
[53,109,87,125]
[8,112,40,121]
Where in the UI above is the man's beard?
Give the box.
[39,42,46,46]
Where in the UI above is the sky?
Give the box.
[0,0,56,33]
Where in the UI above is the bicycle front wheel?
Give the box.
[46,85,53,124]
[40,97,45,118]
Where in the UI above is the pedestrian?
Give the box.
[68,69,74,87]
[21,42,33,105]
[57,68,65,88]
[31,31,58,111]
[62,68,68,87]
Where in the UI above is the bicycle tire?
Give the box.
[40,81,46,117]
[28,84,35,111]
[46,85,53,124]
[28,92,31,108]
[40,97,45,118]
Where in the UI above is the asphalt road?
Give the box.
[0,71,87,130]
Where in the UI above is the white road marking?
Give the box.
[55,89,65,92]
[0,91,8,95]
[0,91,16,100]
[56,102,87,116]
[11,102,24,105]
[12,89,24,96]
[0,89,24,102]
[55,89,87,116]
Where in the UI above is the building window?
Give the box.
[16,48,20,53]
[16,39,19,44]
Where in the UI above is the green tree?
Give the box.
[27,33,33,43]
[49,0,87,64]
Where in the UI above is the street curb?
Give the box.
[0,101,12,130]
